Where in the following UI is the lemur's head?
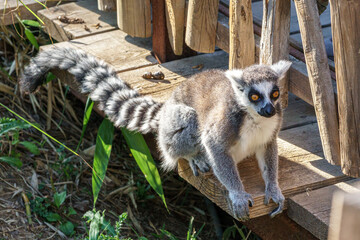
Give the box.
[225,61,292,118]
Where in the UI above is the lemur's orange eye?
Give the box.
[272,91,279,98]
[251,94,259,101]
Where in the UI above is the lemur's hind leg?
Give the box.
[158,103,200,172]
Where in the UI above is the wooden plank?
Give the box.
[118,51,229,102]
[41,30,157,73]
[229,0,255,69]
[328,191,360,240]
[117,0,151,38]
[216,13,316,106]
[288,179,360,240]
[185,0,219,53]
[0,0,60,26]
[293,0,340,165]
[165,0,186,55]
[259,0,291,108]
[244,210,318,240]
[178,122,347,219]
[98,0,116,11]
[330,0,360,177]
[37,0,117,42]
[282,93,317,130]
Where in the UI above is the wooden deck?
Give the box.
[14,0,360,239]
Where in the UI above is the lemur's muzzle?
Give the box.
[258,103,276,118]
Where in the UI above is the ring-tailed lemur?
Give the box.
[20,47,291,220]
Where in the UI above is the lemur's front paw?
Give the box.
[189,158,210,176]
[264,184,284,218]
[229,191,254,221]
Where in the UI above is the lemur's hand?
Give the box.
[264,184,284,218]
[229,191,254,221]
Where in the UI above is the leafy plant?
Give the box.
[0,117,40,168]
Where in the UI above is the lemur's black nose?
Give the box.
[260,103,276,117]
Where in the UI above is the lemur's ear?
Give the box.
[271,60,292,79]
[225,69,243,83]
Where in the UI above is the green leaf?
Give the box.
[17,0,44,25]
[76,98,94,152]
[0,117,31,136]
[53,191,66,208]
[121,128,167,209]
[0,156,22,168]
[45,212,61,222]
[60,221,74,236]
[187,216,194,240]
[92,119,114,206]
[24,28,39,50]
[22,20,41,28]
[45,72,56,84]
[20,141,40,155]
[67,207,77,216]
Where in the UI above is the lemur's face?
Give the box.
[225,60,292,118]
[246,82,280,118]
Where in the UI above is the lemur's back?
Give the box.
[170,69,245,141]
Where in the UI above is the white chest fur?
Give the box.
[229,115,280,163]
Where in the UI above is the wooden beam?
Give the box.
[98,0,116,11]
[117,0,151,38]
[328,191,360,240]
[293,0,341,165]
[164,0,186,55]
[37,0,117,42]
[330,0,360,177]
[229,0,255,69]
[185,0,219,53]
[288,179,360,240]
[259,0,291,108]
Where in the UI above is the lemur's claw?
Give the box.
[229,191,253,221]
[264,184,285,217]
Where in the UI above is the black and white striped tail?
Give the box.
[20,47,163,134]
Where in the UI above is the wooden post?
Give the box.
[164,0,186,55]
[259,0,291,108]
[329,0,360,177]
[293,0,341,165]
[117,0,151,38]
[185,0,219,53]
[98,0,116,11]
[229,0,255,69]
[328,192,360,240]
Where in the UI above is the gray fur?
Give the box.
[20,47,292,220]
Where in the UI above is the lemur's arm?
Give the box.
[256,139,284,217]
[202,130,253,221]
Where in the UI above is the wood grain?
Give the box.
[259,0,291,108]
[0,0,60,26]
[185,0,219,53]
[37,0,117,42]
[330,0,360,177]
[229,0,255,69]
[288,179,360,240]
[165,0,186,55]
[293,0,340,165]
[41,30,157,73]
[117,0,151,38]
[98,0,116,11]
[328,190,360,240]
